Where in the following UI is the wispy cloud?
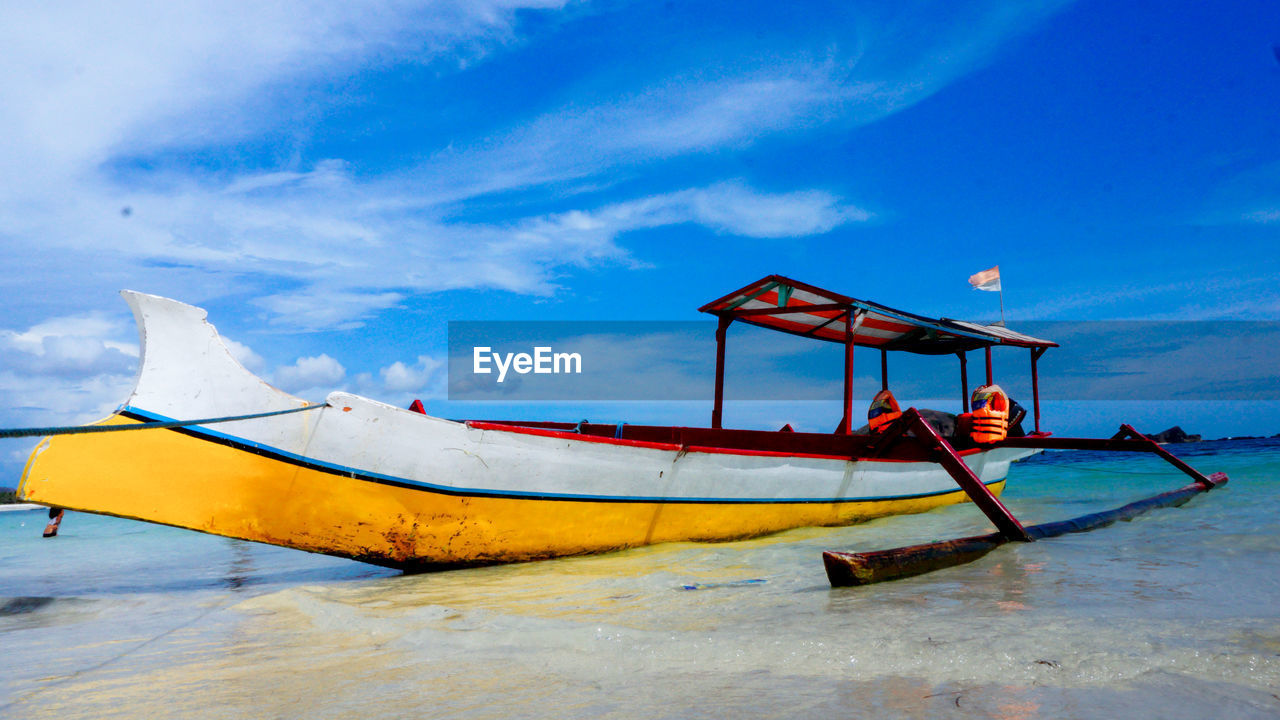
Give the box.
[3,160,867,330]
[409,1,1074,204]
[1195,159,1280,226]
[412,64,857,199]
[1013,271,1280,321]
[1241,210,1280,223]
[0,0,571,181]
[0,0,589,324]
[517,181,867,242]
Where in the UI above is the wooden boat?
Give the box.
[18,276,1060,568]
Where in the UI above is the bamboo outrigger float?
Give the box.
[13,275,1227,573]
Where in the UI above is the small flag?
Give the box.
[968,265,1001,292]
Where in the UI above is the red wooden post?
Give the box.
[880,348,888,392]
[957,351,969,412]
[841,312,855,434]
[984,346,993,386]
[1030,347,1045,433]
[712,315,730,429]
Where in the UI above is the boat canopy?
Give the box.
[699,275,1056,354]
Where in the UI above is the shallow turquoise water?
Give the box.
[3,440,1279,718]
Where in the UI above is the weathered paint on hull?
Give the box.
[19,414,1005,568]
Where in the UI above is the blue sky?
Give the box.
[2,0,1279,476]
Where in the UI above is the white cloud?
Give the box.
[0,314,138,440]
[515,181,866,247]
[381,355,445,393]
[256,290,407,333]
[222,337,267,374]
[0,314,137,378]
[673,182,869,237]
[274,353,346,394]
[0,370,135,427]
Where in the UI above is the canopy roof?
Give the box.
[699,275,1056,355]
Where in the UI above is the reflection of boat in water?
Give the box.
[19,276,1059,568]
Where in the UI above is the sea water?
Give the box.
[2,440,1279,719]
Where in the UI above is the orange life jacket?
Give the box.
[867,389,902,433]
[969,384,1009,444]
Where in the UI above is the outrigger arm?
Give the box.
[867,407,1032,541]
[998,424,1220,488]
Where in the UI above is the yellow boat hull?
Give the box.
[19,414,1005,567]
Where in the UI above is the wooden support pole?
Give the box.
[957,351,969,412]
[712,315,730,429]
[880,349,888,392]
[984,346,993,386]
[841,313,855,434]
[1030,347,1046,433]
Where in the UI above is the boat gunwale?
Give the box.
[117,407,1016,505]
[465,419,991,462]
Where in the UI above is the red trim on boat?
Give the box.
[683,445,850,460]
[466,421,683,451]
[465,420,992,462]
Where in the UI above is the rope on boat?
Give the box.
[0,404,327,439]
